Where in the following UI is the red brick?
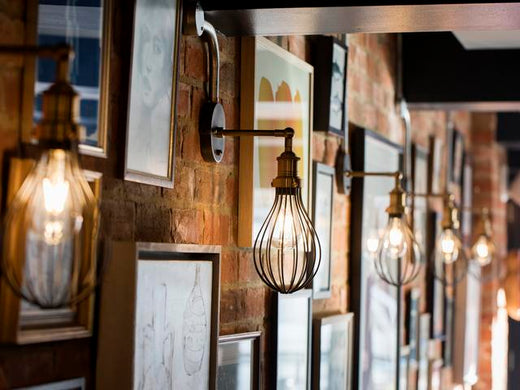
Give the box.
[185,37,206,81]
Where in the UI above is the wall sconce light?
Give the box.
[184,5,321,293]
[1,45,98,309]
[345,170,422,286]
[471,208,495,267]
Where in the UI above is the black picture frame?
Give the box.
[412,144,429,267]
[450,129,465,186]
[273,289,313,389]
[312,161,335,299]
[443,296,454,368]
[217,332,261,390]
[311,36,349,139]
[350,128,403,390]
[406,288,421,364]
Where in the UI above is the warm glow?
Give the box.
[43,177,69,214]
[473,235,493,266]
[366,231,379,254]
[381,216,407,259]
[438,229,459,264]
[272,203,301,251]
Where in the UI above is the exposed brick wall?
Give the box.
[0,2,508,389]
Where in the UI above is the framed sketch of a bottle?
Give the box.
[96,242,221,390]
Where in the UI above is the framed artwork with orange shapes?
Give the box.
[239,36,314,247]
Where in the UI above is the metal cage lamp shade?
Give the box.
[253,136,321,293]
[1,46,99,309]
[430,195,468,286]
[374,175,422,286]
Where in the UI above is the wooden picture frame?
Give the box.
[312,162,335,299]
[312,313,354,390]
[311,36,349,138]
[23,0,113,158]
[273,289,312,389]
[14,377,85,390]
[218,332,261,390]
[239,36,314,247]
[0,158,101,344]
[350,128,402,390]
[96,242,221,390]
[124,0,182,187]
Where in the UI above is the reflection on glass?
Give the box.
[35,0,104,146]
[277,293,310,389]
[217,340,253,390]
[320,323,348,389]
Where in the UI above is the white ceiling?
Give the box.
[453,30,520,50]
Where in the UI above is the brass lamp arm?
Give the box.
[214,127,295,152]
[345,170,403,188]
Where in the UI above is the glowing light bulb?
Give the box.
[472,234,494,267]
[273,205,301,250]
[437,228,461,264]
[380,216,407,260]
[3,148,97,308]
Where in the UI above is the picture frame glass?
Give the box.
[329,42,347,133]
[277,291,311,389]
[251,38,313,240]
[134,259,213,389]
[217,338,254,390]
[34,0,110,156]
[312,162,335,298]
[125,0,180,186]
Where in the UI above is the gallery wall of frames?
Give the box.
[0,1,509,390]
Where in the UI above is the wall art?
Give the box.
[217,332,261,390]
[312,162,335,299]
[426,211,445,339]
[427,136,443,195]
[274,289,312,389]
[239,36,313,246]
[417,313,431,390]
[350,128,402,390]
[412,144,429,266]
[125,0,181,187]
[23,0,112,157]
[312,313,354,390]
[450,129,464,187]
[311,36,349,139]
[14,377,85,390]
[96,242,220,390]
[406,288,421,365]
[0,159,101,344]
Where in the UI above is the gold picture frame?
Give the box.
[22,0,113,158]
[239,37,314,246]
[0,157,101,344]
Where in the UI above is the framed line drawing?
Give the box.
[124,0,182,187]
[312,313,354,390]
[311,36,349,138]
[239,36,314,247]
[312,162,335,299]
[274,289,312,390]
[217,332,261,390]
[96,242,221,390]
[0,159,101,344]
[350,128,402,390]
[25,0,113,157]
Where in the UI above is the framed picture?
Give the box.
[417,313,431,390]
[217,332,261,390]
[453,262,481,386]
[24,0,112,157]
[406,288,421,364]
[239,37,314,246]
[14,377,85,390]
[399,345,410,390]
[412,144,429,264]
[442,297,454,367]
[461,162,473,241]
[450,130,464,186]
[427,136,443,195]
[0,158,101,344]
[350,128,402,390]
[311,36,349,138]
[426,211,444,339]
[124,0,182,187]
[274,289,312,389]
[312,162,335,299]
[312,313,354,390]
[96,242,221,390]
